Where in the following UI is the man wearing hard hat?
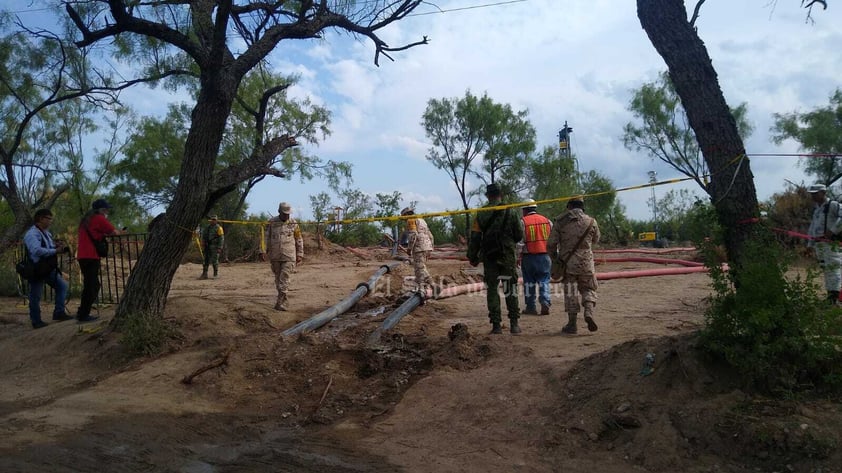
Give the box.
[519,199,553,315]
[807,183,842,303]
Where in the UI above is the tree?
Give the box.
[58,1,427,320]
[422,90,536,211]
[479,102,536,188]
[113,70,343,219]
[652,188,699,241]
[579,170,630,245]
[623,71,753,194]
[771,88,842,185]
[373,191,403,239]
[330,186,380,246]
[637,0,761,271]
[521,146,579,218]
[0,18,96,251]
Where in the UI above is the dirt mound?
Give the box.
[186,310,504,428]
[544,333,842,472]
[4,256,842,472]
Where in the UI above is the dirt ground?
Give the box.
[1,237,840,473]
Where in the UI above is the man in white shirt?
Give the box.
[807,183,842,303]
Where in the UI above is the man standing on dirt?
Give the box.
[24,209,71,329]
[547,196,600,334]
[261,202,304,311]
[467,183,524,335]
[200,215,225,280]
[807,183,842,304]
[519,199,553,316]
[401,207,435,293]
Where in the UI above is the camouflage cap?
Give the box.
[278,202,292,214]
[209,215,219,220]
[400,207,413,216]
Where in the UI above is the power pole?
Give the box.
[648,170,659,237]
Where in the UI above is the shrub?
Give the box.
[699,231,842,394]
[118,312,176,358]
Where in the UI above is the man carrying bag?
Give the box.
[23,209,71,329]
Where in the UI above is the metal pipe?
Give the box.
[366,260,726,345]
[282,262,400,337]
[366,291,425,345]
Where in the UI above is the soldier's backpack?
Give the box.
[480,209,510,257]
[823,200,842,240]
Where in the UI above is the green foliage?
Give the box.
[623,71,753,193]
[700,234,842,394]
[764,183,812,251]
[113,69,344,214]
[374,191,404,236]
[0,252,22,297]
[327,222,382,247]
[422,90,536,209]
[772,88,842,185]
[118,312,177,358]
[682,197,722,245]
[425,217,454,245]
[113,104,189,209]
[523,146,580,219]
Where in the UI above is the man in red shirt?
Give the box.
[76,199,119,323]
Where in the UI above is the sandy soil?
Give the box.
[0,238,840,473]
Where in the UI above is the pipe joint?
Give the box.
[380,264,393,274]
[356,281,371,292]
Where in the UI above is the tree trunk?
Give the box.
[637,0,760,268]
[0,187,31,252]
[115,73,238,319]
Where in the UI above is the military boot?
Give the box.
[583,302,598,332]
[510,318,522,335]
[490,322,503,335]
[213,268,219,279]
[274,295,288,311]
[561,313,578,334]
[199,269,209,280]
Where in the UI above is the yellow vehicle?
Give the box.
[638,232,657,242]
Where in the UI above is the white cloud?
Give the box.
[245,1,842,223]
[11,0,838,224]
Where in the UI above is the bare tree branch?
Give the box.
[689,0,706,27]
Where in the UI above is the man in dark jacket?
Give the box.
[467,183,524,335]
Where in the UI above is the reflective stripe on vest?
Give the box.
[523,213,551,254]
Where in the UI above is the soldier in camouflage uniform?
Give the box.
[260,202,304,311]
[401,207,435,292]
[467,183,524,335]
[547,196,601,334]
[200,215,225,279]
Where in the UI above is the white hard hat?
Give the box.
[808,184,827,193]
[522,199,537,209]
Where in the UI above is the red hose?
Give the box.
[596,257,703,267]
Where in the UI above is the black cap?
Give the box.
[485,183,501,196]
[92,199,112,210]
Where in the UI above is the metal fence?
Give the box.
[15,232,148,305]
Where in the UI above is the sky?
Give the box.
[6,1,842,222]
